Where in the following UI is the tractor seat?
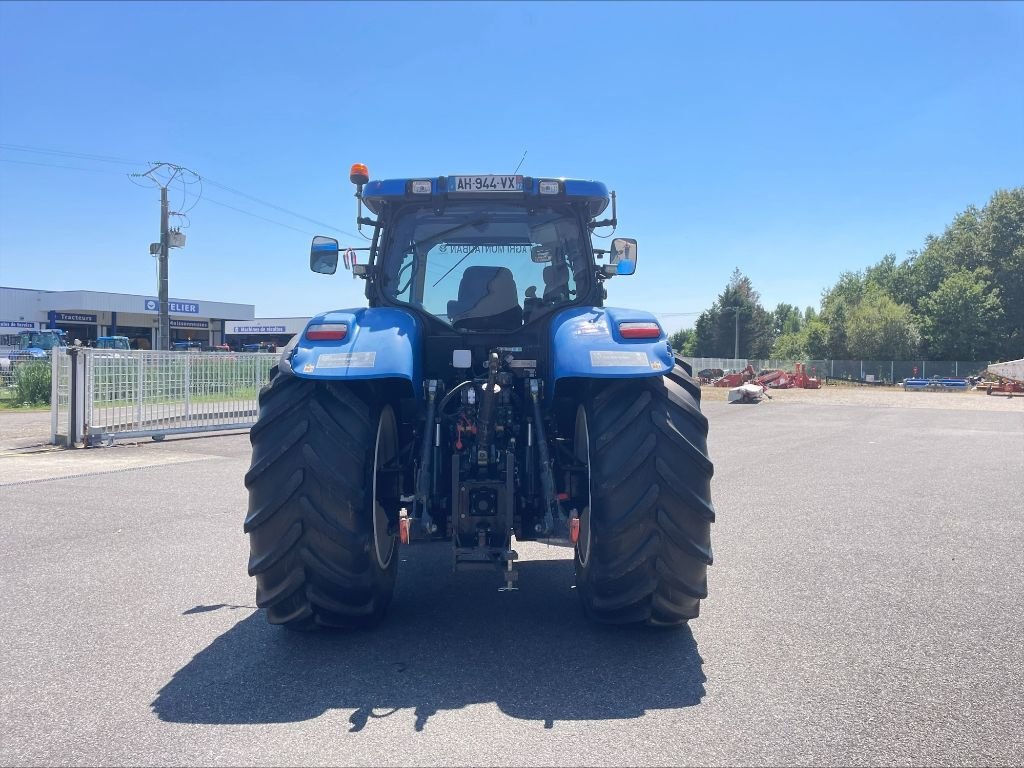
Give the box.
[447,266,523,331]
[542,261,572,303]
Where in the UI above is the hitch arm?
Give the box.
[415,380,438,504]
[529,378,558,531]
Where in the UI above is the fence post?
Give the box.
[891,361,894,385]
[184,354,191,423]
[50,349,59,444]
[136,354,144,429]
[67,346,86,448]
[922,360,926,377]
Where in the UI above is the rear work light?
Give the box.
[410,180,431,194]
[305,323,348,341]
[618,321,662,339]
[539,180,560,195]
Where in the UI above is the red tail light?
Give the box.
[618,321,661,339]
[305,323,348,341]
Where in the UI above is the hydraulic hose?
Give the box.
[415,380,437,503]
[476,352,500,465]
[529,378,557,528]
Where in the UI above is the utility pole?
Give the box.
[733,309,741,362]
[131,162,199,351]
[158,185,169,351]
[724,306,742,360]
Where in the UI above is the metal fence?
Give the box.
[53,348,276,446]
[52,348,70,444]
[682,358,990,385]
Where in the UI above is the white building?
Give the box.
[0,286,255,349]
[223,317,311,350]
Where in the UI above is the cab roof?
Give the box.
[361,176,610,218]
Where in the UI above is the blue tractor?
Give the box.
[9,329,67,364]
[245,166,715,630]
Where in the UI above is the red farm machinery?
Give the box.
[982,359,1024,397]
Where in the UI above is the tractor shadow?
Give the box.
[152,544,706,730]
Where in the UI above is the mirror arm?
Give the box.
[357,216,378,228]
[588,190,617,230]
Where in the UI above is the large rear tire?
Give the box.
[574,361,715,625]
[244,367,399,630]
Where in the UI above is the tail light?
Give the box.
[305,323,348,341]
[618,321,662,339]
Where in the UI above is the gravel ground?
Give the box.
[701,383,1024,411]
[3,383,1020,453]
[0,409,52,450]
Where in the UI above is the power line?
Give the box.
[0,143,141,166]
[201,177,357,238]
[203,196,316,236]
[0,156,118,174]
[1,141,352,237]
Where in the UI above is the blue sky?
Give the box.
[1,1,1021,332]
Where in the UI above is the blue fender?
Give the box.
[285,307,422,396]
[549,306,673,390]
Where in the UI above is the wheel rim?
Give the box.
[372,406,398,570]
[574,405,593,568]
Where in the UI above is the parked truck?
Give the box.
[245,166,715,630]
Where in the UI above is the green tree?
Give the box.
[803,319,830,359]
[771,332,806,360]
[845,291,920,359]
[919,270,1003,359]
[773,302,803,336]
[819,270,867,358]
[980,189,1024,357]
[668,328,697,356]
[693,269,775,358]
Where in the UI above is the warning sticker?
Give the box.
[316,352,376,369]
[589,350,649,367]
[508,359,538,368]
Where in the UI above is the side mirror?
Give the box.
[610,237,637,276]
[310,236,339,274]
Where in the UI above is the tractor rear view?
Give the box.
[244,166,715,630]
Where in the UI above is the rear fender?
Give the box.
[283,307,423,397]
[549,306,673,391]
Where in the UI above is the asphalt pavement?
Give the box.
[1,399,1022,766]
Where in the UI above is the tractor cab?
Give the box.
[96,336,131,351]
[310,169,638,334]
[11,329,67,362]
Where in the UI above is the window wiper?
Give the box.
[407,218,487,254]
[431,244,483,288]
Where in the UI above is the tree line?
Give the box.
[669,188,1023,362]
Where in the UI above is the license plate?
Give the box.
[448,175,523,193]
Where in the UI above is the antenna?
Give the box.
[512,150,527,175]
